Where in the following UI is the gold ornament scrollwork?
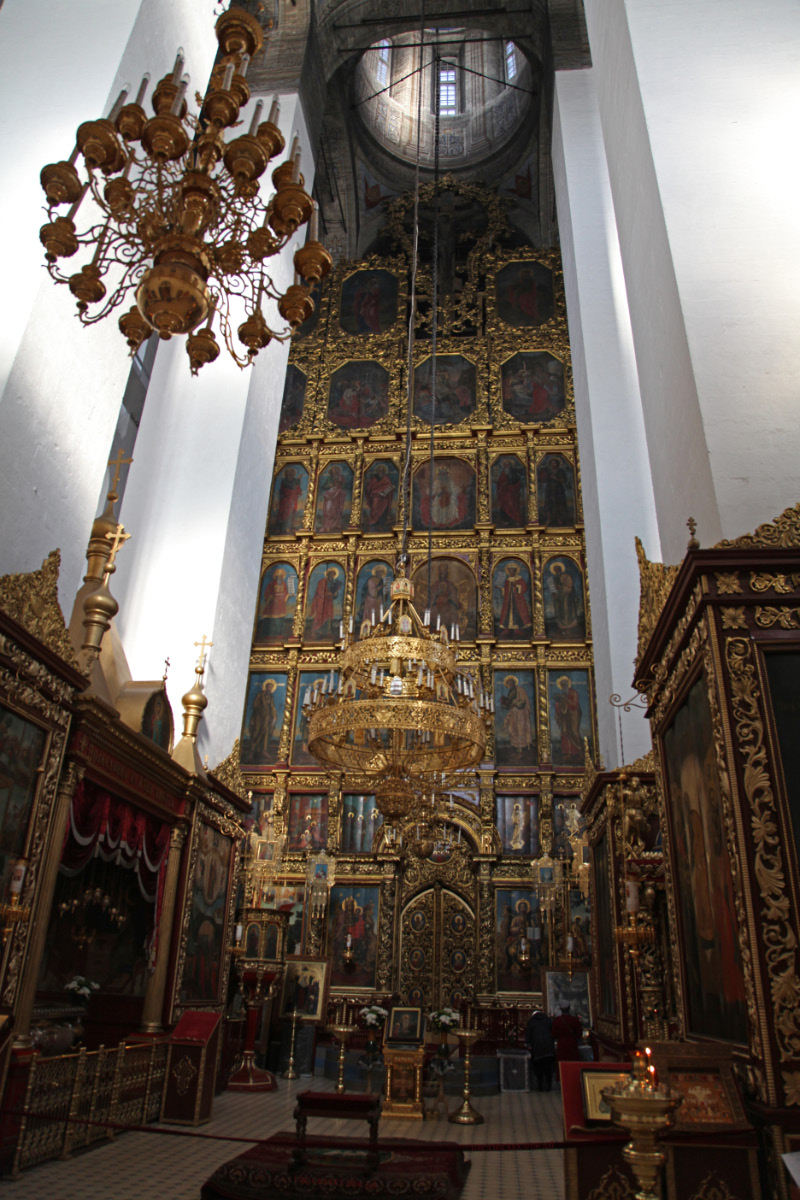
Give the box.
[754,606,800,630]
[725,636,800,1077]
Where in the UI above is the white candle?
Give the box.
[222,62,235,91]
[235,923,243,943]
[567,935,574,953]
[171,49,185,85]
[170,76,189,116]
[238,53,251,78]
[249,99,264,136]
[108,86,129,122]
[135,73,150,107]
[10,861,26,896]
[268,94,280,124]
[310,203,319,242]
[626,879,640,913]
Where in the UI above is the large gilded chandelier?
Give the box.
[305,574,491,822]
[38,7,331,373]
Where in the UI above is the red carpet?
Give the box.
[201,1130,470,1200]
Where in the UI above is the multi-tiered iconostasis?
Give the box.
[238,181,598,1014]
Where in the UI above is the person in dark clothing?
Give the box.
[551,1000,583,1075]
[525,1009,556,1091]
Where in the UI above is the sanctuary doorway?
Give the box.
[399,884,475,1012]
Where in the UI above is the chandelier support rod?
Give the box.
[401,0,427,568]
[427,47,442,605]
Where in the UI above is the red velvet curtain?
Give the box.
[60,779,172,963]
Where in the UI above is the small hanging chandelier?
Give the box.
[38,6,331,373]
[305,574,492,822]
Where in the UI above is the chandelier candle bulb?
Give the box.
[108,86,130,123]
[268,94,279,124]
[222,62,235,92]
[249,99,264,136]
[309,203,319,242]
[171,49,185,85]
[134,74,150,107]
[238,54,251,78]
[170,76,190,116]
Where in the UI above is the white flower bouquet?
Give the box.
[428,1006,460,1033]
[65,975,99,1000]
[358,1004,389,1030]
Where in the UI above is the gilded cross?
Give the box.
[686,516,699,549]
[104,524,131,571]
[107,448,133,496]
[194,634,214,672]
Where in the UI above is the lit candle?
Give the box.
[10,861,27,896]
[346,933,352,949]
[424,608,430,625]
[339,621,344,639]
[450,622,455,640]
[625,879,640,913]
[135,73,150,107]
[235,923,243,943]
[268,93,280,124]
[249,98,264,136]
[349,615,354,633]
[171,48,185,85]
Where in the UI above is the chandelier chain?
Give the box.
[428,46,441,602]
[401,0,427,564]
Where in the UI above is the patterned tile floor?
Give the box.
[6,1075,566,1200]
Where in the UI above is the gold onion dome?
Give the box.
[306,576,492,823]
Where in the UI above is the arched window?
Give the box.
[505,40,518,81]
[376,39,391,87]
[438,61,457,116]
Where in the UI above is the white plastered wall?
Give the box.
[553,68,659,768]
[584,0,800,562]
[0,0,218,608]
[114,95,314,766]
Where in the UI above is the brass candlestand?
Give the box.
[327,1024,355,1094]
[448,1027,483,1125]
[283,1007,300,1080]
[602,1054,683,1200]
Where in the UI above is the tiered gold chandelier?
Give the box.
[38,7,331,373]
[305,574,492,822]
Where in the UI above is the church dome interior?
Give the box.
[354,30,535,171]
